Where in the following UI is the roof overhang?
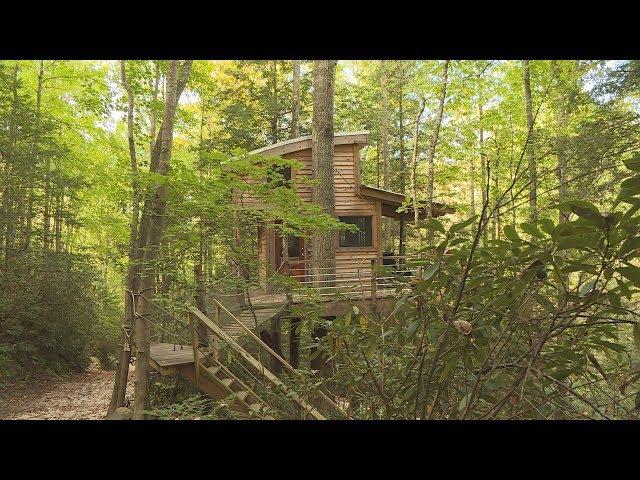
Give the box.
[358,184,454,221]
[247,131,369,158]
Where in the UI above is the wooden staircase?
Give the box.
[149,306,328,420]
[221,305,285,341]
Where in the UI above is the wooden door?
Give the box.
[274,231,307,283]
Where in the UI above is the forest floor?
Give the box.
[0,359,134,420]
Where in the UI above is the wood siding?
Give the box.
[244,143,382,286]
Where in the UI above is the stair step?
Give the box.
[235,391,249,402]
[207,366,221,376]
[221,378,234,388]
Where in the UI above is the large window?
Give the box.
[339,216,373,247]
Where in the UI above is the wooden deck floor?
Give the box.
[150,343,202,367]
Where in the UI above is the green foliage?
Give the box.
[296,159,640,419]
[0,252,117,383]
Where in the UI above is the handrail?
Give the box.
[206,300,351,419]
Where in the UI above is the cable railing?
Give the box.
[261,254,431,303]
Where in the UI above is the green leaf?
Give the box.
[623,153,640,172]
[352,305,360,316]
[539,218,555,235]
[617,265,640,286]
[633,323,640,353]
[449,215,477,235]
[503,224,521,242]
[557,200,600,218]
[521,222,543,239]
[422,263,439,281]
[579,280,596,297]
[423,218,445,233]
[406,319,421,339]
[618,236,640,257]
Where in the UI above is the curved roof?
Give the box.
[247,131,369,157]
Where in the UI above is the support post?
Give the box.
[290,317,301,368]
[370,258,378,316]
[189,313,200,387]
[270,316,283,375]
[399,219,406,259]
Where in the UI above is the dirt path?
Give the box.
[0,359,134,420]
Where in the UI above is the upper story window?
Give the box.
[339,216,372,247]
[272,165,292,188]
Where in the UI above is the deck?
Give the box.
[149,343,203,367]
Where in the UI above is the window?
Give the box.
[339,216,373,247]
[272,165,292,188]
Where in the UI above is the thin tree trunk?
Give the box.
[424,60,449,245]
[478,86,488,244]
[380,61,391,249]
[411,98,426,250]
[522,60,537,224]
[291,60,301,138]
[552,60,569,224]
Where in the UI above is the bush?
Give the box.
[0,250,118,384]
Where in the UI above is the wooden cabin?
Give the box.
[236,131,452,295]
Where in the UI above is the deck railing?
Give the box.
[267,254,429,302]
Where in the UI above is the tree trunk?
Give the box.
[291,60,301,138]
[424,60,449,245]
[411,98,426,250]
[132,60,192,420]
[552,60,569,224]
[309,60,337,378]
[522,60,537,224]
[478,85,488,244]
[380,61,391,249]
[398,64,407,256]
[109,60,141,414]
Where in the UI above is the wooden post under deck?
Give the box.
[370,258,378,316]
[290,317,301,368]
[189,312,200,387]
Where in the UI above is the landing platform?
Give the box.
[150,343,201,367]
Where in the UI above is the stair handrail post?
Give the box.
[189,312,200,386]
[283,259,293,307]
[370,258,377,316]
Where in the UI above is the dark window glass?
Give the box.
[339,216,372,247]
[273,165,292,188]
[288,235,302,258]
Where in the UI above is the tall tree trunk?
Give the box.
[270,61,279,143]
[522,60,537,224]
[411,98,426,250]
[132,60,192,419]
[291,60,301,138]
[398,63,407,256]
[310,60,337,378]
[4,63,20,263]
[380,61,391,249]
[552,60,569,224]
[478,85,488,244]
[424,60,449,245]
[109,60,142,414]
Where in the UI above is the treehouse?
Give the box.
[236,131,452,304]
[148,132,453,417]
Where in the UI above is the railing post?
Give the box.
[283,260,293,306]
[189,312,200,386]
[370,258,377,316]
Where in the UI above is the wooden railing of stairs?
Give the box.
[191,304,350,420]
